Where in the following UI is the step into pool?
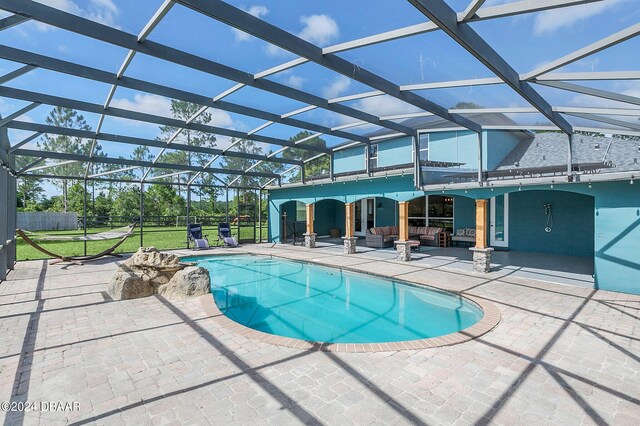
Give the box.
[184,255,483,344]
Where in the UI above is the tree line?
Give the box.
[16,101,330,219]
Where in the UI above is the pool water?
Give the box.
[185,255,483,344]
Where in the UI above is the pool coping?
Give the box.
[195,251,502,353]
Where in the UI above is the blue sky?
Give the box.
[1,0,639,193]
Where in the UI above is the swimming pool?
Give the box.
[185,255,484,344]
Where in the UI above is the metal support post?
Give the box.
[477,131,484,184]
[567,133,574,180]
[0,165,7,281]
[139,182,144,248]
[186,184,191,248]
[225,186,229,223]
[258,190,262,243]
[365,145,371,176]
[329,152,335,181]
[412,134,421,189]
[83,178,87,256]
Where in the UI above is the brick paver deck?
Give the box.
[1,244,638,425]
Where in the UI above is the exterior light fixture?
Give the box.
[631,175,635,185]
[518,184,522,191]
[550,180,554,189]
[588,181,592,189]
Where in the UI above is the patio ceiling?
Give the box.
[0,0,638,189]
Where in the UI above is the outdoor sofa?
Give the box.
[365,225,442,248]
[452,228,476,246]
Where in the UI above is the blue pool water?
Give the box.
[184,255,483,344]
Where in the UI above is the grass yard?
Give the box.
[16,224,268,261]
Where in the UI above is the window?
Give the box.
[427,195,454,232]
[408,196,427,227]
[406,195,455,229]
[418,134,429,162]
[295,202,306,221]
[368,144,378,169]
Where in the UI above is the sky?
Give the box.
[1,0,639,194]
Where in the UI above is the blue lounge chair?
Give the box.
[218,223,238,247]
[187,223,210,250]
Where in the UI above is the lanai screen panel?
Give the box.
[0,0,638,188]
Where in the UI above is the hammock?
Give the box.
[16,224,136,265]
[18,225,135,242]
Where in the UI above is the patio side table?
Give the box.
[438,232,451,248]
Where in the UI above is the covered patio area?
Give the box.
[309,240,594,289]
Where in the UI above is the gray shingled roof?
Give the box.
[496,132,640,172]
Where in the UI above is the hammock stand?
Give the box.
[16,224,137,265]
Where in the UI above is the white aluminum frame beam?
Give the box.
[1,0,412,137]
[0,102,40,127]
[536,80,640,107]
[535,71,640,81]
[461,0,487,22]
[0,64,36,84]
[408,0,574,135]
[565,112,640,132]
[523,21,640,80]
[85,0,175,178]
[176,0,482,134]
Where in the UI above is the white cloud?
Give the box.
[534,0,625,36]
[233,5,269,42]
[323,75,351,99]
[356,96,420,117]
[263,13,339,56]
[32,0,120,29]
[208,109,234,128]
[111,93,173,118]
[112,94,236,131]
[264,43,289,57]
[284,75,305,89]
[335,96,420,127]
[298,14,339,46]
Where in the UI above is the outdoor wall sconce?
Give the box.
[377,202,382,208]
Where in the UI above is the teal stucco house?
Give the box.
[267,116,640,295]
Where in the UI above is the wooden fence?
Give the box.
[17,212,78,231]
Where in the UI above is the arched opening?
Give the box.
[407,193,474,235]
[313,199,345,240]
[505,189,594,258]
[279,200,306,245]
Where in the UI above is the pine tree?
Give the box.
[281,131,330,180]
[156,100,217,184]
[38,107,101,211]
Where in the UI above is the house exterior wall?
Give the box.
[508,190,594,257]
[484,130,523,170]
[429,131,477,168]
[592,181,640,294]
[333,146,365,174]
[453,196,476,232]
[376,136,413,168]
[268,177,640,295]
[330,130,523,186]
[375,197,398,227]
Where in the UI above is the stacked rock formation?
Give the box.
[107,247,210,300]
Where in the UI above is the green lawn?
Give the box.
[17,224,268,261]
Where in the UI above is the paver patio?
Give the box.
[1,244,638,425]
